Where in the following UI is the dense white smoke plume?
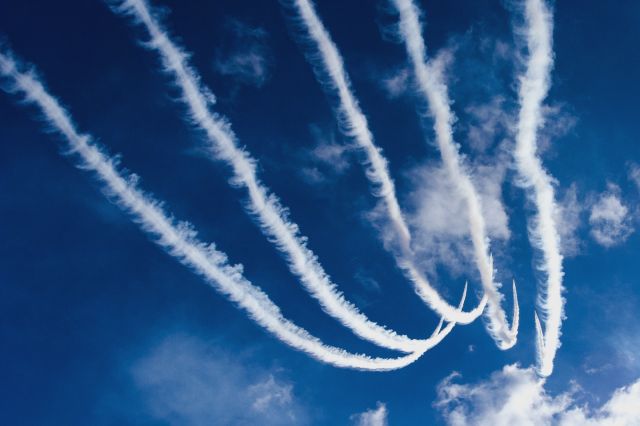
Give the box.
[0,47,458,371]
[390,0,519,350]
[286,0,487,325]
[0,0,571,378]
[436,364,640,425]
[513,0,564,377]
[109,0,456,353]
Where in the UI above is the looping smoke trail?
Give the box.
[514,0,563,377]
[389,0,519,350]
[107,0,475,353]
[284,0,487,327]
[0,47,462,371]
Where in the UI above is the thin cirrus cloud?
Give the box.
[628,163,640,193]
[213,18,273,88]
[379,67,411,100]
[554,183,584,257]
[464,96,512,154]
[298,124,352,186]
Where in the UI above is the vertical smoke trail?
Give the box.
[514,0,563,377]
[286,0,486,326]
[108,0,485,352]
[0,47,458,371]
[390,0,519,349]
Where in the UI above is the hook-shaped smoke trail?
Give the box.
[0,47,461,371]
[108,0,456,353]
[389,0,519,350]
[285,0,488,325]
[514,0,563,377]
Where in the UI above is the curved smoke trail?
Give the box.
[108,0,484,353]
[514,0,563,377]
[389,0,519,349]
[0,47,461,371]
[285,0,487,325]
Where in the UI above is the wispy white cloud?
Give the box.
[213,18,273,88]
[588,184,634,248]
[534,103,577,156]
[550,181,638,256]
[405,158,511,279]
[299,124,351,185]
[435,364,640,426]
[354,268,382,294]
[310,140,350,171]
[627,163,640,194]
[555,183,584,257]
[350,402,388,426]
[464,96,512,153]
[249,375,295,415]
[379,67,410,99]
[133,334,306,425]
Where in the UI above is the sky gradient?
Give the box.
[1,0,640,424]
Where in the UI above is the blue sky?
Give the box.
[1,0,640,424]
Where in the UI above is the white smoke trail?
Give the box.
[286,0,486,325]
[390,0,519,350]
[514,0,563,377]
[108,0,484,352]
[0,47,460,371]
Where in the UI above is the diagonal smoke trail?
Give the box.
[285,0,486,325]
[108,0,485,352]
[514,0,563,377]
[0,47,461,371]
[389,0,519,350]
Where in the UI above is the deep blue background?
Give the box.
[1,0,639,424]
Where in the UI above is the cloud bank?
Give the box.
[436,364,640,426]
